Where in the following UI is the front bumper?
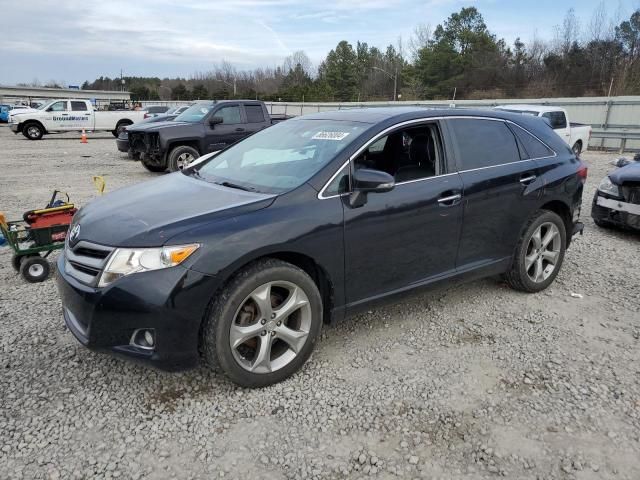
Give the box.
[55,253,217,371]
[10,123,20,133]
[116,133,129,153]
[591,191,640,230]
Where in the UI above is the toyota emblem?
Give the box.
[69,224,81,242]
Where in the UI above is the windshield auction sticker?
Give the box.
[312,131,350,141]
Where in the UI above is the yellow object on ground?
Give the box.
[93,176,106,195]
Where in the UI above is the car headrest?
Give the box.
[409,134,433,167]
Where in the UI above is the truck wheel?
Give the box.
[167,145,199,172]
[113,121,131,137]
[20,256,50,283]
[504,210,566,293]
[572,141,582,155]
[24,122,44,140]
[201,259,323,388]
[141,158,166,173]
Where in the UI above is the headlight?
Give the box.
[597,176,620,197]
[98,244,199,287]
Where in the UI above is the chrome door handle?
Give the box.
[520,174,537,185]
[437,193,462,204]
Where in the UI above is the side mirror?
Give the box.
[209,116,223,127]
[349,168,395,208]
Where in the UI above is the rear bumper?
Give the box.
[55,253,218,371]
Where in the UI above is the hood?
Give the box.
[610,161,640,185]
[71,173,276,247]
[127,120,192,133]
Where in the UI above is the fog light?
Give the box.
[131,329,155,350]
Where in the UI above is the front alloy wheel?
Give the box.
[201,259,322,387]
[231,281,312,374]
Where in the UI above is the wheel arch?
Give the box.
[166,140,201,156]
[538,199,573,246]
[22,119,47,134]
[205,250,335,326]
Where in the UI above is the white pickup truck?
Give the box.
[495,105,592,155]
[10,99,146,140]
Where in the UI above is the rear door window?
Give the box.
[447,118,521,170]
[245,105,265,123]
[71,101,88,111]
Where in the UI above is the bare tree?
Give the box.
[553,8,581,54]
[408,23,432,61]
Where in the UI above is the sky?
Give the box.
[1,0,638,86]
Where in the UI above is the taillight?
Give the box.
[577,162,588,184]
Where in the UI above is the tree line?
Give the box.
[78,4,640,102]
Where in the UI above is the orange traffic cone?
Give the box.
[81,129,88,144]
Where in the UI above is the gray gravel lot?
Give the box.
[0,125,639,480]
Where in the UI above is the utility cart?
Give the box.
[0,191,76,282]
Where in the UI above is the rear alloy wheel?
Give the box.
[24,123,43,140]
[167,145,199,172]
[504,210,566,293]
[201,259,322,387]
[19,256,50,283]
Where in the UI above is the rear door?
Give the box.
[205,104,246,152]
[69,101,93,130]
[243,103,270,135]
[445,117,543,268]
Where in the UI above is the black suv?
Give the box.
[126,100,283,172]
[56,108,587,387]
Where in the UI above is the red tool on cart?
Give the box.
[1,191,77,282]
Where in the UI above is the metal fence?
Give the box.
[264,96,640,152]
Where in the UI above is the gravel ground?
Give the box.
[0,125,639,480]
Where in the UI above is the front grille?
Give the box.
[64,240,114,286]
[621,183,640,205]
[129,132,159,154]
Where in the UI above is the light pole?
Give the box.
[372,66,398,101]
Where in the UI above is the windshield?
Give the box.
[174,103,214,123]
[194,119,369,193]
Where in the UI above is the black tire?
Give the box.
[572,141,582,156]
[201,259,323,388]
[141,158,166,173]
[504,210,567,293]
[19,256,50,283]
[11,253,38,271]
[167,145,199,172]
[113,121,131,137]
[23,122,44,140]
[593,218,611,229]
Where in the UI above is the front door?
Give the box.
[44,100,69,130]
[205,104,247,152]
[445,118,542,268]
[343,122,464,306]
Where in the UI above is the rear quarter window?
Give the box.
[510,124,554,159]
[448,118,521,170]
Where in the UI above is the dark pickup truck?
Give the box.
[127,100,287,172]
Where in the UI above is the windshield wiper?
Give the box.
[216,181,256,192]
